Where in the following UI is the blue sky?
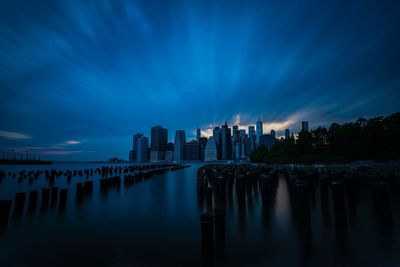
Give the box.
[0,0,399,160]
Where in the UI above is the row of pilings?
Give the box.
[196,163,399,266]
[283,166,398,267]
[0,186,69,234]
[0,164,186,187]
[197,163,280,266]
[0,163,189,237]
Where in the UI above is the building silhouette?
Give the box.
[165,151,173,161]
[174,130,186,161]
[129,133,143,161]
[184,140,201,161]
[166,142,174,161]
[196,128,201,140]
[239,129,245,138]
[150,125,168,161]
[221,122,232,160]
[204,137,217,161]
[301,121,309,132]
[232,125,239,142]
[137,136,149,162]
[248,125,256,154]
[213,126,222,160]
[248,126,255,138]
[198,137,208,161]
[256,116,263,145]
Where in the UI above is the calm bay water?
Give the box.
[0,162,399,266]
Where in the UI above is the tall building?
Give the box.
[136,136,149,162]
[301,121,309,132]
[166,142,174,161]
[196,128,201,140]
[184,140,201,161]
[129,133,143,161]
[270,129,276,137]
[165,151,173,161]
[232,125,239,142]
[256,116,263,145]
[244,136,253,159]
[248,125,256,154]
[150,126,168,161]
[174,130,186,161]
[248,126,255,138]
[239,129,245,138]
[198,137,208,161]
[204,137,217,161]
[221,122,232,160]
[241,136,249,160]
[232,136,237,160]
[285,129,290,139]
[213,127,222,160]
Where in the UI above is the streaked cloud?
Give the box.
[41,150,83,155]
[0,0,399,160]
[65,140,81,145]
[0,130,31,140]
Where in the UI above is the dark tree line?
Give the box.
[250,112,400,164]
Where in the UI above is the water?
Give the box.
[0,163,399,266]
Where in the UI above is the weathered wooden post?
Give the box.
[59,189,68,212]
[50,187,59,208]
[28,190,38,216]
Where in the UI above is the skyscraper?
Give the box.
[213,126,221,160]
[150,125,168,161]
[301,121,309,132]
[239,129,245,138]
[184,140,201,161]
[196,128,201,140]
[136,136,149,162]
[248,126,255,138]
[221,122,232,160]
[248,125,256,153]
[256,115,263,145]
[270,129,276,137]
[232,125,239,142]
[131,133,143,161]
[198,137,208,161]
[241,136,248,160]
[204,137,217,161]
[129,150,134,162]
[285,129,290,139]
[174,130,186,161]
[166,142,174,161]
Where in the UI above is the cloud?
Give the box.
[53,140,82,147]
[0,0,399,160]
[41,150,83,155]
[65,140,81,145]
[0,130,31,140]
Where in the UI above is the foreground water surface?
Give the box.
[0,162,399,267]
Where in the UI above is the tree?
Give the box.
[249,112,400,164]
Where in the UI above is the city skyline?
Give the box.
[0,112,393,161]
[1,0,400,160]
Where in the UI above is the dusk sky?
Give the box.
[0,0,399,160]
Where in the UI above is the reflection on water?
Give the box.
[0,163,399,266]
[274,176,292,229]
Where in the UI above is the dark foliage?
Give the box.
[250,112,400,164]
